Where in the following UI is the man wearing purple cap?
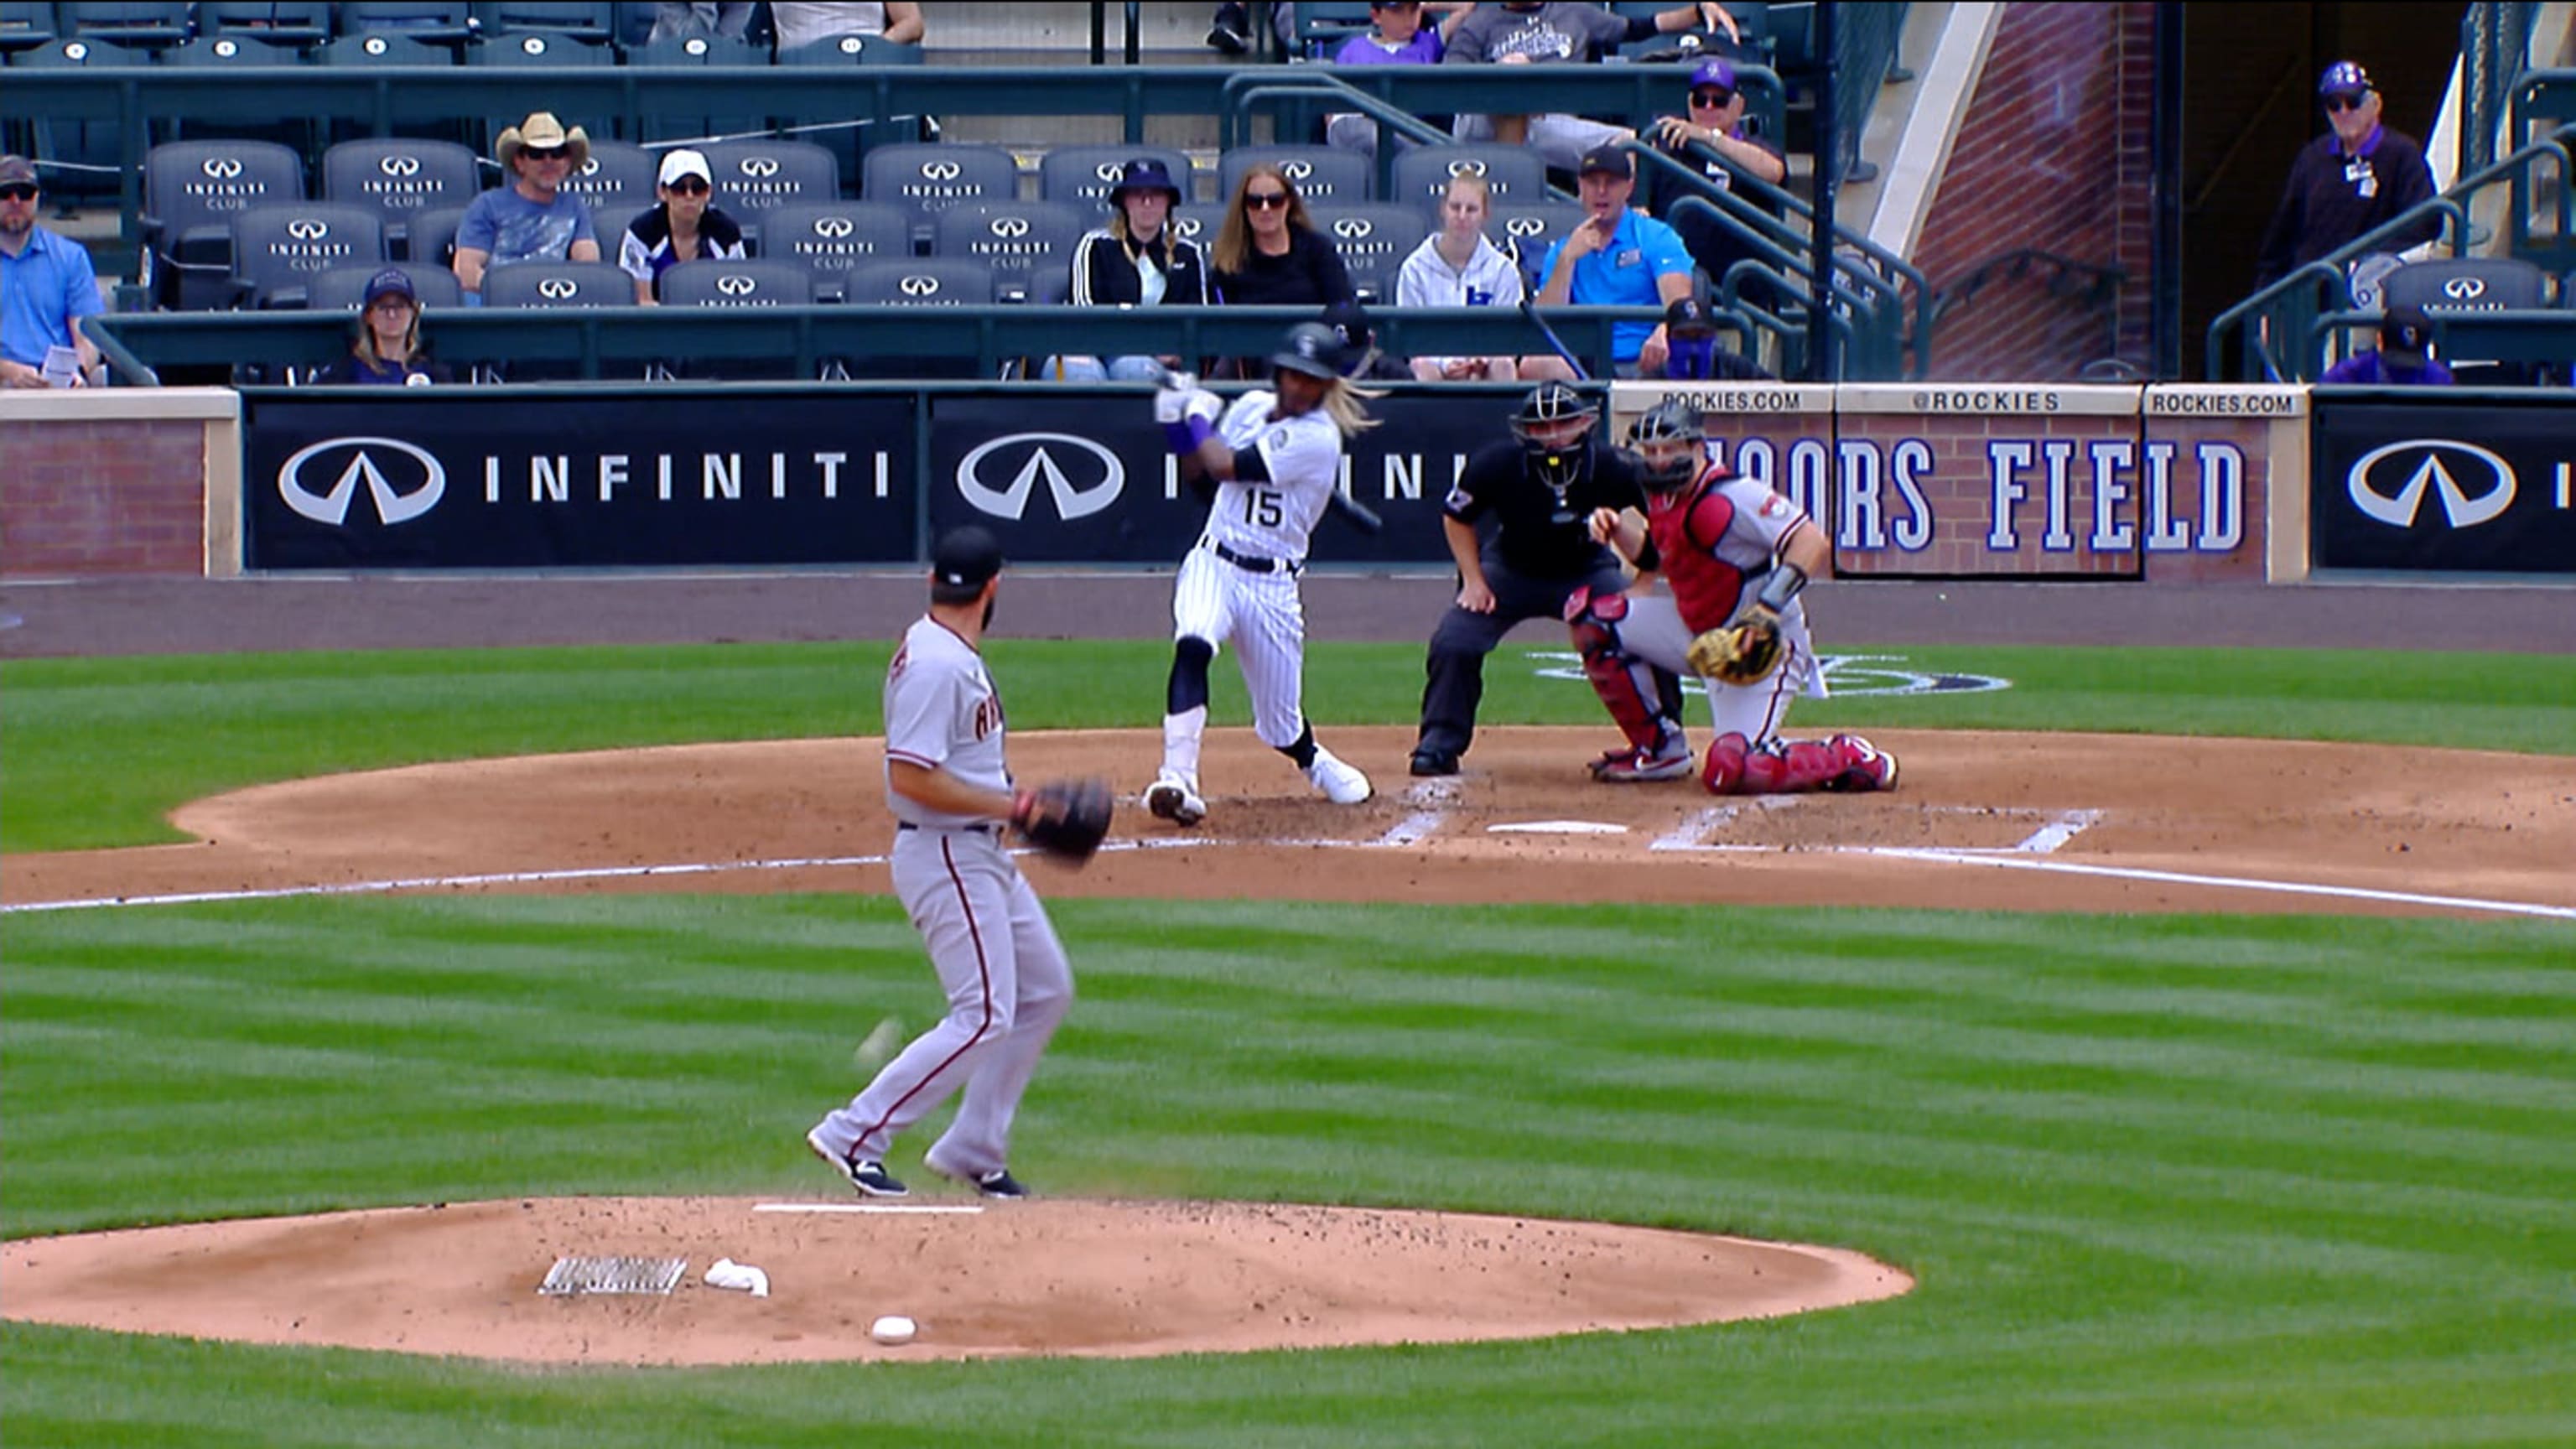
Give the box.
[2253,60,2438,289]
[2318,303,2454,385]
[0,155,105,388]
[1643,58,1786,300]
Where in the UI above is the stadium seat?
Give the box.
[701,138,842,223]
[1169,204,1228,252]
[339,2,475,44]
[1308,202,1428,304]
[774,31,924,65]
[757,200,917,301]
[58,3,191,49]
[465,29,610,65]
[398,202,467,266]
[470,1,611,44]
[1389,145,1553,221]
[324,138,482,257]
[231,202,389,309]
[8,38,152,208]
[1221,146,1372,208]
[309,261,465,312]
[1039,145,1197,216]
[479,260,634,308]
[842,257,997,306]
[2380,256,2554,314]
[660,258,817,306]
[316,30,454,64]
[143,139,308,310]
[556,139,657,227]
[934,200,1088,303]
[1294,0,1374,60]
[862,143,1020,252]
[161,33,308,65]
[198,1,333,45]
[624,32,763,65]
[1487,200,1589,290]
[0,3,61,55]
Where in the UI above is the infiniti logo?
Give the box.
[741,157,781,178]
[956,434,1124,522]
[1094,162,1124,182]
[922,160,962,181]
[537,277,578,299]
[715,273,757,295]
[1446,159,1488,177]
[277,437,445,527]
[204,157,244,179]
[2346,439,2516,529]
[898,274,941,297]
[579,157,601,177]
[380,155,421,176]
[2442,277,2485,301]
[285,218,330,240]
[989,216,1029,237]
[1281,160,1311,179]
[1506,216,1544,236]
[814,216,854,237]
[1332,218,1374,240]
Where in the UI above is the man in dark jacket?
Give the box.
[2253,60,2439,290]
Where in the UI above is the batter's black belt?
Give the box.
[896,821,1002,836]
[1209,540,1301,576]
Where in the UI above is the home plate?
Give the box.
[1488,820,1630,835]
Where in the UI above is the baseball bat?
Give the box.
[1519,298,1591,382]
[1328,490,1384,535]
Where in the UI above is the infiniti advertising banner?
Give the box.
[244,393,917,569]
[929,392,1514,566]
[2311,393,2574,574]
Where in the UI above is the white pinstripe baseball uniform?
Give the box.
[810,613,1072,1187]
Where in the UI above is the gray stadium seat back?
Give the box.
[1039,145,1196,215]
[1222,147,1372,208]
[701,138,843,217]
[479,260,635,308]
[309,262,465,312]
[1296,0,1374,58]
[161,34,309,65]
[199,1,334,42]
[401,203,468,265]
[317,29,453,63]
[1169,204,1228,252]
[2379,257,2554,314]
[775,31,924,64]
[1488,200,1589,288]
[625,32,763,65]
[144,139,308,259]
[59,2,191,45]
[13,34,153,65]
[757,201,917,300]
[231,203,389,308]
[0,3,61,53]
[465,29,612,65]
[557,140,657,224]
[862,143,1021,239]
[1390,144,1552,220]
[842,257,999,306]
[324,138,483,231]
[934,200,1088,302]
[470,1,612,41]
[340,2,475,41]
[659,258,818,307]
[1308,202,1427,304]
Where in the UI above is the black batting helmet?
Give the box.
[1624,400,1705,493]
[1509,382,1597,491]
[1270,322,1344,381]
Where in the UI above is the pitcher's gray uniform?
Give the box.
[808,609,1072,1196]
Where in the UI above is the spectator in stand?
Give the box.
[1208,164,1356,376]
[1322,2,1478,155]
[1523,144,1696,378]
[2319,304,2454,385]
[649,3,755,42]
[1641,57,1786,297]
[618,149,747,304]
[325,268,452,386]
[770,2,922,53]
[454,112,603,299]
[1445,1,1742,173]
[1320,298,1415,382]
[1394,171,1524,381]
[0,156,104,388]
[2253,60,2438,290]
[1056,157,1208,382]
[1658,295,1774,379]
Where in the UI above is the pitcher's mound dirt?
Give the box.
[1,1197,1911,1366]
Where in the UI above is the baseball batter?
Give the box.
[1575,401,1898,793]
[806,526,1072,1201]
[1142,322,1376,826]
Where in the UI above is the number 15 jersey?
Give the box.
[1199,390,1344,564]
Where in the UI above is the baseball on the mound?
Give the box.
[869,1314,917,1346]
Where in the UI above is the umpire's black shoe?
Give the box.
[1206,1,1250,54]
[1409,750,1458,777]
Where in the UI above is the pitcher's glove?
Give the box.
[1010,777,1113,865]
[1687,607,1784,685]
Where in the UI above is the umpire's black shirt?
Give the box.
[1441,439,1648,579]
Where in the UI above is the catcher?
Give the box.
[807,526,1107,1204]
[1570,401,1898,794]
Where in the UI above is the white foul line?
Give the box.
[1861,848,2576,921]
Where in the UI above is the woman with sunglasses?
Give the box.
[1209,166,1354,377]
[616,149,746,304]
[1642,58,1785,303]
[325,267,451,387]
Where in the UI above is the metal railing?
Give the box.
[2460,2,2542,178]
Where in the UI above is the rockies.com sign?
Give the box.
[2309,394,2574,574]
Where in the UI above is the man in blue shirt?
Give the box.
[452,112,602,299]
[2319,304,2455,385]
[1524,143,1696,378]
[0,155,105,388]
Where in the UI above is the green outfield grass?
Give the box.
[4,641,2573,1446]
[5,641,2573,852]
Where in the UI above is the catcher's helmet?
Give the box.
[1271,322,1345,381]
[1510,382,1597,491]
[1624,400,1705,493]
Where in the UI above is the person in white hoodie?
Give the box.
[1394,173,1524,382]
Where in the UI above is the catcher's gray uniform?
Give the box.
[809,613,1072,1192]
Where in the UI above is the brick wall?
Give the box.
[1914,1,2158,382]
[4,417,208,576]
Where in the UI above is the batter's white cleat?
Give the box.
[1145,774,1208,826]
[1306,747,1373,805]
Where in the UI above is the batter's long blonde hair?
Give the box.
[1314,373,1383,437]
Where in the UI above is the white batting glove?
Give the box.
[1152,382,1191,424]
[1184,388,1224,424]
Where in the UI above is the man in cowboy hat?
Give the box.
[453,110,603,298]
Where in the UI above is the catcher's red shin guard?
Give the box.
[1567,587,1680,752]
[1701,733,1848,794]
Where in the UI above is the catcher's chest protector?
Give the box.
[1651,479,1748,633]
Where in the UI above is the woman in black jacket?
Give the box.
[1055,157,1206,382]
[1207,164,1355,377]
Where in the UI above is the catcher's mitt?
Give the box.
[1010,776,1113,865]
[1687,609,1784,685]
